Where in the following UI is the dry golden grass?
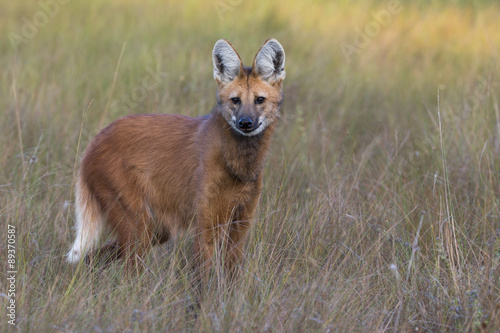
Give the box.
[1,0,499,331]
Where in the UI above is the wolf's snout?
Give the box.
[238,117,254,130]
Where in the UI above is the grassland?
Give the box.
[1,0,499,331]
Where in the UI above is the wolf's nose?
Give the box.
[238,117,253,130]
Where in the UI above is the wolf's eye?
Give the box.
[231,97,240,105]
[255,96,266,104]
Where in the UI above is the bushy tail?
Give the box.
[67,177,105,263]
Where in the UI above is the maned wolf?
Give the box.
[67,38,286,277]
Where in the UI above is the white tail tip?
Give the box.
[67,248,82,264]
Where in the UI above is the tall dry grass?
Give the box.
[1,0,499,331]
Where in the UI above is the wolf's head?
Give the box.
[212,38,285,137]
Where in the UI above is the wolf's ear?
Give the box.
[253,38,286,84]
[212,39,243,85]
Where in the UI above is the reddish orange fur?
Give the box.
[67,39,285,278]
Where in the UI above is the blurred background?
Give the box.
[1,0,499,331]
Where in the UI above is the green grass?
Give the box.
[1,0,499,331]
